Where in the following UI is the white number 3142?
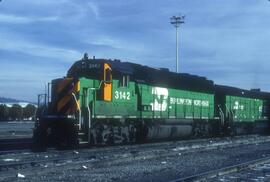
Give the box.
[114,91,131,100]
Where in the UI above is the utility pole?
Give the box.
[170,15,185,73]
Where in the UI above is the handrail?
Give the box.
[96,80,111,90]
[218,105,224,126]
[72,92,82,130]
[82,81,111,143]
[86,88,92,144]
[225,104,234,122]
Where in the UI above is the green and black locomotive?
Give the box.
[33,54,270,148]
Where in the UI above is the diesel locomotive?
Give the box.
[33,54,270,148]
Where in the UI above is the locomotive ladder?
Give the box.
[73,89,92,146]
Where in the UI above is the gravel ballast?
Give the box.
[1,136,270,182]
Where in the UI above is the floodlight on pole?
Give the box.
[170,15,185,73]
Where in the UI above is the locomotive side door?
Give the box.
[103,63,112,101]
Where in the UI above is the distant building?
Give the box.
[0,102,37,108]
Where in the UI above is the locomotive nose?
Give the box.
[52,78,80,115]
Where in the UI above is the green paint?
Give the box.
[78,77,215,120]
[77,77,265,123]
[225,95,264,122]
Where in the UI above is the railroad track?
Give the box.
[0,154,92,171]
[1,135,270,162]
[1,135,270,175]
[0,138,32,150]
[171,156,270,182]
[0,134,266,152]
[1,135,270,181]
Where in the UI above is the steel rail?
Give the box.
[170,156,270,182]
[0,138,32,150]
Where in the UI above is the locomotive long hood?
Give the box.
[67,57,215,93]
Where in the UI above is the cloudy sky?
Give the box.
[0,0,270,102]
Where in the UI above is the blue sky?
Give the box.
[0,0,270,102]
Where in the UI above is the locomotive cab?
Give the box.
[33,56,114,149]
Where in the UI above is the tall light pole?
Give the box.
[170,15,185,73]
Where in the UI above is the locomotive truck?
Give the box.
[33,54,270,148]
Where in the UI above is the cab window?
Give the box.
[105,69,112,82]
[119,75,129,87]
